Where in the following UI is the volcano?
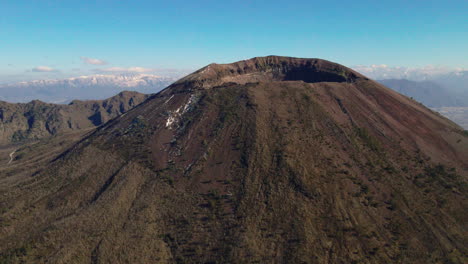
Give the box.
[1,56,467,263]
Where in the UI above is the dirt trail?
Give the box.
[8,149,17,164]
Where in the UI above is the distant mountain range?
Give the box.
[432,71,468,94]
[377,79,468,108]
[0,74,177,103]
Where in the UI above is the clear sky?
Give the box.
[1,0,467,83]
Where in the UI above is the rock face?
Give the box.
[0,56,467,263]
[0,91,150,145]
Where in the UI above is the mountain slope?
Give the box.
[1,56,467,264]
[0,91,150,145]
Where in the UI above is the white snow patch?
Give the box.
[166,115,177,127]
[165,105,182,128]
[183,94,197,113]
[165,94,199,129]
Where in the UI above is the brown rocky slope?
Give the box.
[0,56,467,263]
[0,91,150,145]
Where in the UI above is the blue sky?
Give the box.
[1,0,467,83]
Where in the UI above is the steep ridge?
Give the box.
[0,56,467,263]
[0,91,150,145]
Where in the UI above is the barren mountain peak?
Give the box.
[1,57,467,264]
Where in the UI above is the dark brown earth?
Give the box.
[0,56,467,263]
[0,91,150,145]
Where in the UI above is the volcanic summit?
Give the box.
[1,56,467,263]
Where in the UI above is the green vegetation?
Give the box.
[11,130,27,142]
[424,164,464,189]
[161,174,174,186]
[301,93,311,103]
[0,244,33,264]
[354,127,381,152]
[215,88,243,124]
[125,115,148,134]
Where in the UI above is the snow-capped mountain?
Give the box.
[0,74,179,103]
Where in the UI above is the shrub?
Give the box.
[354,127,381,152]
